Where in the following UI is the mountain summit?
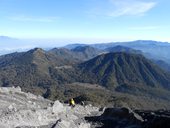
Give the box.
[78,52,170,89]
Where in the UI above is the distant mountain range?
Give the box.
[0,36,35,55]
[1,37,170,66]
[65,40,170,65]
[49,46,101,62]
[105,45,142,54]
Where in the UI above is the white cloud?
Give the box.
[108,0,157,17]
[8,16,59,22]
[90,0,157,17]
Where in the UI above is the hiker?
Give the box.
[69,98,75,107]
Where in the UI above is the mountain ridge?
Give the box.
[64,40,170,64]
[0,47,170,109]
[77,52,170,89]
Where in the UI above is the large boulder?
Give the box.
[78,123,91,128]
[101,107,144,122]
[143,115,170,128]
[52,100,65,114]
[54,120,71,128]
[54,119,91,128]
[136,110,170,128]
[85,107,144,128]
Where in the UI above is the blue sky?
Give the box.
[0,0,170,46]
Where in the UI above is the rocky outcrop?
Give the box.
[0,86,170,128]
[101,107,144,122]
[52,100,65,114]
[86,108,170,128]
[85,107,144,128]
[136,110,170,128]
[0,87,100,128]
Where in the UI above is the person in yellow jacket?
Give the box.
[69,98,75,107]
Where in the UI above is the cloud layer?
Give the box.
[109,0,157,17]
[90,0,157,17]
[109,0,156,17]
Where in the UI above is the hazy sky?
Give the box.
[0,0,170,44]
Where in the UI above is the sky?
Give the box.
[0,0,170,47]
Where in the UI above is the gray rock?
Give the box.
[101,107,144,122]
[52,101,65,114]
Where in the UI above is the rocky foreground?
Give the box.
[0,87,170,128]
